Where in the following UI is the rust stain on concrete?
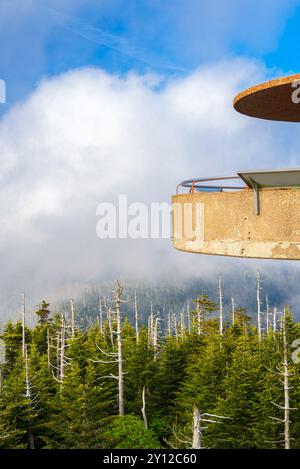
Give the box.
[271,243,300,259]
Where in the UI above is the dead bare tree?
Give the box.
[192,407,201,449]
[114,282,125,416]
[70,299,76,339]
[56,331,60,379]
[24,345,31,399]
[180,309,185,340]
[103,297,114,348]
[218,272,224,336]
[266,293,270,336]
[187,300,191,333]
[50,313,72,390]
[47,328,51,370]
[167,310,172,338]
[256,271,262,342]
[153,315,159,359]
[90,282,126,416]
[98,298,103,334]
[60,313,66,383]
[195,298,202,336]
[0,364,3,395]
[148,305,160,358]
[141,386,148,429]
[282,310,292,449]
[192,409,232,449]
[270,309,295,449]
[134,291,139,344]
[148,302,155,346]
[24,345,35,449]
[21,291,26,357]
[173,313,178,342]
[273,307,278,335]
[231,297,235,326]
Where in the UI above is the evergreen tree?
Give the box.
[35,301,51,325]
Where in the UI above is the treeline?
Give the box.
[58,272,300,329]
[0,282,300,449]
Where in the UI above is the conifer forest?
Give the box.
[1,275,300,450]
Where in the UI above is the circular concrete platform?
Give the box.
[233,73,300,122]
[172,188,300,260]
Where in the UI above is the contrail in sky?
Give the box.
[35,4,188,73]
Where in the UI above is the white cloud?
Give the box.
[0,58,300,316]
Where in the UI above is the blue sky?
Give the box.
[1,0,300,110]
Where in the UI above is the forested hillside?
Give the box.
[0,281,300,449]
[58,269,300,330]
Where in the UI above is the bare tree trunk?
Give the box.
[256,271,262,342]
[0,364,2,395]
[282,309,291,450]
[21,291,26,357]
[196,299,202,336]
[192,407,201,449]
[231,297,235,325]
[218,272,223,336]
[187,300,191,333]
[153,316,158,359]
[173,313,178,342]
[148,315,151,341]
[106,303,114,348]
[24,345,30,398]
[56,331,60,379]
[141,386,148,429]
[90,283,126,418]
[134,291,139,344]
[28,427,35,450]
[266,294,270,336]
[180,309,185,340]
[167,310,172,338]
[47,328,51,370]
[115,282,124,416]
[99,298,103,334]
[108,309,114,346]
[148,311,153,346]
[271,310,294,449]
[70,299,76,339]
[60,313,66,384]
[273,307,277,335]
[24,345,35,449]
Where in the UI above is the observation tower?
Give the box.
[172,74,300,260]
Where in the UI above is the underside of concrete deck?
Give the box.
[172,188,300,260]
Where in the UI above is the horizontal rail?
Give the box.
[176,176,245,195]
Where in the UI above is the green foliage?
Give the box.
[0,294,300,449]
[103,415,161,449]
[0,321,30,371]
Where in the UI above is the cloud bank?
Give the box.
[1,58,300,316]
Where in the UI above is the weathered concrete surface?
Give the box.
[172,188,300,260]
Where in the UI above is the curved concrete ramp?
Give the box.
[233,73,300,122]
[172,189,300,260]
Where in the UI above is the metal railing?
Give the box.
[176,175,245,195]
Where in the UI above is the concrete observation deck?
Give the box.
[172,169,300,260]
